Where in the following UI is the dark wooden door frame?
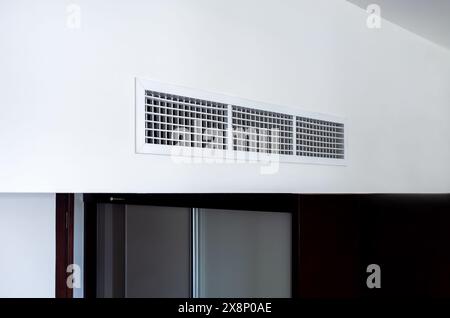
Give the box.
[55,193,74,298]
[83,193,300,298]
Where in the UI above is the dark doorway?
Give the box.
[73,193,450,299]
[82,194,299,298]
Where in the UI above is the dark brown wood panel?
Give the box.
[365,194,450,298]
[55,193,74,298]
[298,194,450,299]
[298,195,365,298]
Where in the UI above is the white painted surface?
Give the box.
[347,0,450,50]
[0,0,449,193]
[0,193,55,298]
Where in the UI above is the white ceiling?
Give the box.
[346,0,450,50]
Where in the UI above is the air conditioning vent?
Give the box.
[232,106,293,155]
[296,116,345,159]
[136,78,347,165]
[145,90,228,149]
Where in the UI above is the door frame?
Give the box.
[82,193,300,298]
[55,193,74,298]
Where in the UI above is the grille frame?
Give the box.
[136,78,347,166]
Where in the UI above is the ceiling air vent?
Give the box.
[135,78,347,165]
[232,106,293,155]
[296,116,345,159]
[144,90,228,149]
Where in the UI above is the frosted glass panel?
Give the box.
[126,205,191,298]
[199,209,291,298]
[97,204,126,298]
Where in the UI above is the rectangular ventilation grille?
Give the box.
[232,106,293,155]
[296,116,345,159]
[137,79,346,165]
[145,90,228,149]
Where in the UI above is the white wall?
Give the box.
[0,0,449,193]
[0,194,55,298]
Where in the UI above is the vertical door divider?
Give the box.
[191,208,200,298]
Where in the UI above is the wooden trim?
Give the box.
[55,193,74,298]
[291,196,301,298]
[296,194,450,298]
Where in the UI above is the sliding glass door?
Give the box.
[96,205,292,298]
[197,209,291,298]
[125,205,191,298]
